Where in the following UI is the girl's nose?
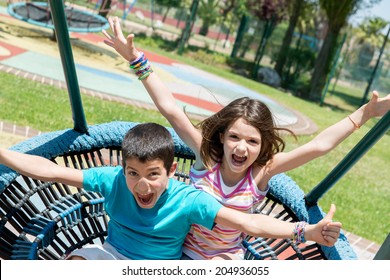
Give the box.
[236,140,247,153]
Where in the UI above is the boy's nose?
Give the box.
[136,178,150,191]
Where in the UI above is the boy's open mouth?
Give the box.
[137,193,154,205]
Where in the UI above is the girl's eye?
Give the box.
[249,139,259,144]
[229,134,238,139]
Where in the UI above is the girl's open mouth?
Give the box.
[232,154,246,165]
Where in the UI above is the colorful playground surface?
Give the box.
[0,6,318,135]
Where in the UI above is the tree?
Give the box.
[177,0,200,54]
[354,16,388,67]
[248,0,287,77]
[198,0,222,36]
[155,0,183,22]
[213,0,247,49]
[307,0,380,101]
[98,0,112,18]
[274,0,305,76]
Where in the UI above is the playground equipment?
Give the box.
[1,1,389,260]
[7,1,110,33]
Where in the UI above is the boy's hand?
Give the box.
[102,16,141,62]
[305,204,342,247]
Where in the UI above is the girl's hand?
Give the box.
[364,91,390,119]
[102,16,141,62]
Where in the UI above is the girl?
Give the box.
[103,16,390,259]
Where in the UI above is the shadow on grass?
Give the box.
[329,89,363,107]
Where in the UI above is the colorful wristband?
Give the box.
[128,52,153,80]
[292,221,307,244]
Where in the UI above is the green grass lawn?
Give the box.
[0,35,389,245]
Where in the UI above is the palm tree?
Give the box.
[274,0,317,80]
[249,0,287,78]
[354,16,388,67]
[98,0,112,18]
[274,0,305,76]
[198,0,222,36]
[307,0,362,101]
[156,0,183,22]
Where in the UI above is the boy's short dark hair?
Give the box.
[122,123,174,173]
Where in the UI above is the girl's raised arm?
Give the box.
[102,17,203,165]
[268,91,390,175]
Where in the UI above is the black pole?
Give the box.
[305,111,390,205]
[48,0,88,133]
[361,24,390,106]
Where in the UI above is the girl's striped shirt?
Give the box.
[182,163,269,260]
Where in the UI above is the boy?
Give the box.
[0,122,341,260]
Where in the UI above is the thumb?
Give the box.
[324,204,336,221]
[369,90,379,105]
[127,34,135,47]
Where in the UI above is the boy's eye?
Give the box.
[128,171,138,177]
[149,172,160,177]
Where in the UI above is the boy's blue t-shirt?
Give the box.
[82,166,222,260]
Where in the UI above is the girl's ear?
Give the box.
[168,162,178,178]
[219,132,224,144]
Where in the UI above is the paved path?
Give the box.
[0,6,382,259]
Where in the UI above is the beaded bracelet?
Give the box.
[348,115,360,130]
[292,221,307,244]
[129,52,153,80]
[129,52,145,66]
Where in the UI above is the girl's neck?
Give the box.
[219,163,248,187]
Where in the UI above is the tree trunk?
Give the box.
[274,0,303,76]
[231,15,249,58]
[307,27,340,101]
[162,7,171,22]
[223,22,233,49]
[177,0,199,54]
[199,21,209,36]
[252,18,276,78]
[98,0,112,18]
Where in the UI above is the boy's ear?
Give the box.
[168,162,178,178]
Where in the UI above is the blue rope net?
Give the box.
[0,122,357,260]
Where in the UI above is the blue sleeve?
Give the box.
[188,191,223,230]
[82,166,123,197]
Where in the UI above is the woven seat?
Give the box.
[0,121,356,260]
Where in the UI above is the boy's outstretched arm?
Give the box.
[215,204,341,247]
[270,91,390,175]
[0,148,83,188]
[102,16,203,163]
